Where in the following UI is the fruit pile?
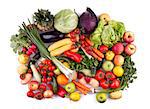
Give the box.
[10,8,137,103]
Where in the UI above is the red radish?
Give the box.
[43,90,53,98]
[27,90,34,98]
[34,92,44,100]
[85,76,91,83]
[39,84,47,92]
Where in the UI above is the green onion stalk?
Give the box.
[21,20,75,80]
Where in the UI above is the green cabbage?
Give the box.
[54,9,78,33]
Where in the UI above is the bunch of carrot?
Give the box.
[83,38,104,61]
[72,80,91,95]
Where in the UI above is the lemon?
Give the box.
[69,92,80,101]
[113,66,124,77]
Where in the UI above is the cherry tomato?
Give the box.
[27,90,34,98]
[42,77,47,83]
[28,48,34,54]
[47,77,52,82]
[99,79,110,89]
[40,70,47,76]
[74,28,80,34]
[95,70,105,81]
[38,84,47,92]
[99,45,108,53]
[26,51,32,56]
[71,37,77,42]
[48,72,54,77]
[105,71,116,80]
[80,35,85,40]
[22,47,27,52]
[49,66,56,71]
[47,84,53,90]
[110,79,120,89]
[31,44,36,50]
[39,63,44,69]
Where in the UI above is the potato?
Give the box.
[109,90,122,99]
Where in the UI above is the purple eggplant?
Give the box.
[39,30,64,43]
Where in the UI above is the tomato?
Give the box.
[110,79,120,89]
[22,47,27,52]
[47,77,52,82]
[48,66,55,71]
[99,45,108,53]
[40,70,47,76]
[74,28,80,34]
[42,77,47,83]
[39,63,44,69]
[105,71,116,80]
[47,84,53,90]
[48,72,54,77]
[95,70,105,81]
[31,44,36,50]
[80,35,85,40]
[39,84,47,92]
[99,79,109,89]
[27,90,34,98]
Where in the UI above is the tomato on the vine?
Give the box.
[110,79,120,89]
[99,79,109,89]
[95,70,105,81]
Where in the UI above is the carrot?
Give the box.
[48,38,73,51]
[50,44,72,56]
[76,86,88,95]
[72,80,91,92]
[92,48,104,58]
[85,38,94,46]
[91,52,102,61]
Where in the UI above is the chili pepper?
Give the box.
[57,86,67,98]
[64,51,83,63]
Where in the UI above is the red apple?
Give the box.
[112,43,124,55]
[99,45,108,53]
[125,44,136,56]
[113,55,124,66]
[28,80,39,91]
[43,90,53,98]
[123,31,135,43]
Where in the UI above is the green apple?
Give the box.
[96,93,107,103]
[102,61,114,71]
[65,82,76,93]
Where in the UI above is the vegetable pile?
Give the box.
[10,8,137,103]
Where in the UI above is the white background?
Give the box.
[0,0,149,108]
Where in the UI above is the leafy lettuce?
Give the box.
[90,20,125,48]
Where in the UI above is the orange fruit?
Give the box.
[57,74,69,85]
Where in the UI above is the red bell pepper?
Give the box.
[64,51,83,63]
[57,86,67,98]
